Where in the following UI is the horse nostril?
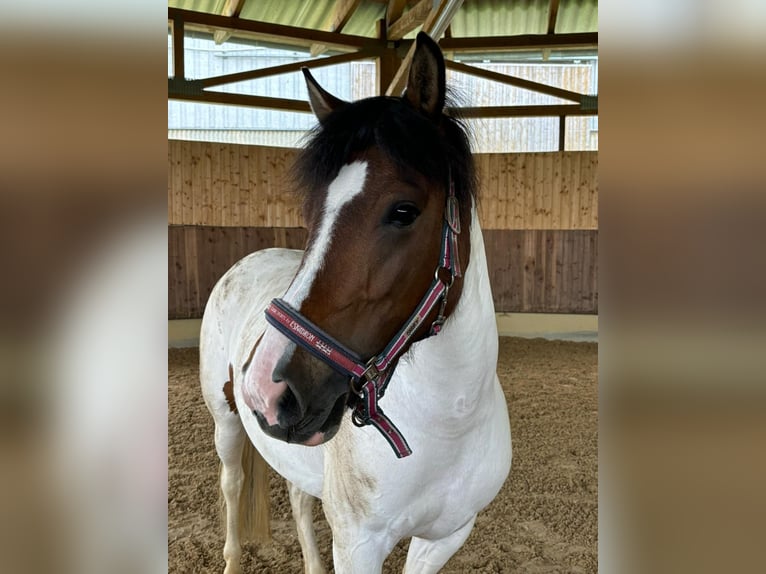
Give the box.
[272,344,295,384]
[277,386,304,429]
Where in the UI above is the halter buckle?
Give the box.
[361,359,381,383]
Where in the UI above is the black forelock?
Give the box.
[293,95,476,209]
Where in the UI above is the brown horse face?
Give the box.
[243,152,448,445]
[242,33,468,446]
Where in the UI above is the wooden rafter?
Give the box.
[329,0,363,33]
[310,0,363,57]
[386,0,408,27]
[450,104,596,118]
[440,32,597,52]
[388,0,432,41]
[169,7,380,51]
[385,0,464,96]
[168,84,312,113]
[200,49,376,88]
[547,0,560,35]
[167,5,598,120]
[169,83,596,118]
[213,0,246,45]
[445,59,584,103]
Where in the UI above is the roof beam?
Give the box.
[213,0,246,45]
[200,49,375,88]
[547,0,560,35]
[310,0,363,57]
[440,32,598,52]
[168,80,312,113]
[386,0,408,28]
[388,0,432,41]
[329,0,362,33]
[385,0,464,96]
[169,82,596,118]
[449,104,596,118]
[169,7,382,51]
[445,58,584,103]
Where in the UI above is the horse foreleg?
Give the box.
[214,419,247,574]
[403,515,477,574]
[287,481,327,574]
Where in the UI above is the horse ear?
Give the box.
[302,67,346,124]
[404,32,446,117]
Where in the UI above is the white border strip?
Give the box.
[169,313,598,348]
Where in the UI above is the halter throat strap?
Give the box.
[264,179,462,458]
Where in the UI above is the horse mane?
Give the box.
[292,94,477,210]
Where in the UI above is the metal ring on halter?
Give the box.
[434,266,455,287]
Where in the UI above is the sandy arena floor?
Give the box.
[169,337,597,573]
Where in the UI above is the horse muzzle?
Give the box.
[251,389,347,446]
[243,333,349,446]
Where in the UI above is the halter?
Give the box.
[264,177,462,458]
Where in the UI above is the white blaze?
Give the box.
[243,161,368,424]
[284,160,368,307]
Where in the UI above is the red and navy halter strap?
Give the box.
[264,178,462,458]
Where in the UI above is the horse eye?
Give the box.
[386,203,421,228]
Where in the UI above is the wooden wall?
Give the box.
[168,141,597,319]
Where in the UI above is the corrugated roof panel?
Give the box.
[556,0,598,34]
[450,0,550,37]
[169,0,598,37]
[239,0,335,30]
[342,1,387,37]
[168,0,220,15]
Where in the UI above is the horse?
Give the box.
[199,32,512,574]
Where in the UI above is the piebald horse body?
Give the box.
[200,33,512,574]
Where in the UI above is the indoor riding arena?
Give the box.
[168,1,598,572]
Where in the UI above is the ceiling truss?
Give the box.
[168,6,598,122]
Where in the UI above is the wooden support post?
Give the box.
[559,115,566,151]
[172,17,184,80]
[376,19,400,96]
[547,0,561,35]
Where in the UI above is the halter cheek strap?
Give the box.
[264,179,462,458]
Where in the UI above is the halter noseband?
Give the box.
[264,178,462,458]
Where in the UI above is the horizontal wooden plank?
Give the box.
[168,225,308,319]
[168,84,313,113]
[451,104,596,118]
[168,142,597,230]
[483,229,598,314]
[476,151,598,230]
[439,32,598,52]
[168,226,598,319]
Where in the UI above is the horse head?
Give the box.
[243,32,475,447]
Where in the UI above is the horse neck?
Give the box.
[399,208,498,397]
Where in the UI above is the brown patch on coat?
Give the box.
[223,363,238,414]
